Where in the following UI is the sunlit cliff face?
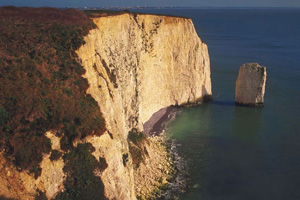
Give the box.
[76,13,211,199]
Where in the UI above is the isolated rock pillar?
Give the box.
[235,63,267,106]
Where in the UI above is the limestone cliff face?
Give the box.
[76,13,212,199]
[0,131,65,200]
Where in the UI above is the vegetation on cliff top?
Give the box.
[0,5,105,185]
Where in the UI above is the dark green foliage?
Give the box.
[50,150,62,161]
[0,7,105,175]
[35,189,47,200]
[127,128,146,168]
[128,128,145,145]
[0,196,16,200]
[0,108,10,125]
[11,134,51,173]
[129,145,143,168]
[30,166,42,179]
[55,143,107,200]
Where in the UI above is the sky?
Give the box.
[0,0,299,8]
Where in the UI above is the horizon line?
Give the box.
[1,5,300,9]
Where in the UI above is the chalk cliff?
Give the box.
[76,13,211,199]
[0,12,211,200]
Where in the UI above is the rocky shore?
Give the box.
[134,136,174,199]
[134,136,189,200]
[134,106,188,199]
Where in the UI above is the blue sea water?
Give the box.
[132,8,300,200]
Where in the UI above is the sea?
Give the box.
[131,8,300,200]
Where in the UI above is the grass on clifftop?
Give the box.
[0,6,105,178]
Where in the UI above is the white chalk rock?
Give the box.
[235,63,267,106]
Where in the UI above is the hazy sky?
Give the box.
[0,0,299,8]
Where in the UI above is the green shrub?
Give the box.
[0,108,10,125]
[55,143,107,200]
[35,189,47,200]
[50,150,62,161]
[0,196,16,200]
[128,128,145,145]
[127,128,146,168]
[0,7,105,176]
[129,145,143,168]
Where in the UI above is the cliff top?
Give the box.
[0,6,190,23]
[0,6,94,25]
[84,9,190,20]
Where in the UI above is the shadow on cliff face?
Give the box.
[0,196,15,200]
[202,85,213,103]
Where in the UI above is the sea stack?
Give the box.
[235,63,267,106]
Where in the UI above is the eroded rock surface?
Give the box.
[76,13,212,199]
[235,63,267,106]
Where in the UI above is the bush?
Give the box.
[0,7,105,176]
[128,128,145,145]
[55,143,107,200]
[129,145,143,168]
[35,189,47,200]
[127,128,146,168]
[0,108,10,125]
[50,150,62,161]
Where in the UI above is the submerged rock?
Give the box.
[235,63,267,106]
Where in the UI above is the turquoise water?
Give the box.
[133,9,300,199]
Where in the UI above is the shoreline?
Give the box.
[134,106,188,199]
[143,106,181,137]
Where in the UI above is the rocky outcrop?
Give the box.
[76,13,211,199]
[235,63,267,106]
